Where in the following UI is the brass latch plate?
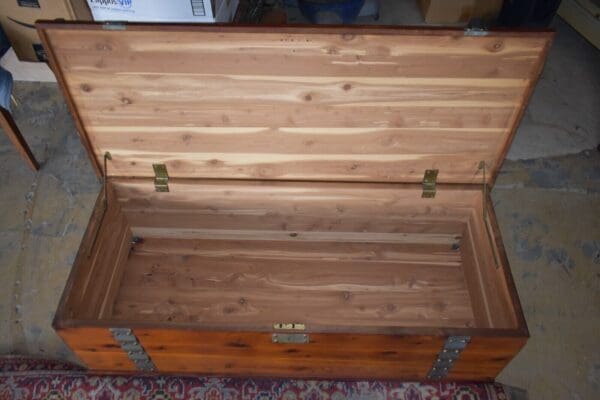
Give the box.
[422,169,438,198]
[272,333,309,344]
[152,163,169,192]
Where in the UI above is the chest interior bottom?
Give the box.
[59,178,520,332]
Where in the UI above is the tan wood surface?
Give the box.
[54,178,524,334]
[56,325,525,380]
[447,336,527,380]
[58,327,136,372]
[71,178,517,333]
[41,23,540,380]
[112,248,474,328]
[108,179,476,329]
[38,24,552,184]
[55,185,132,322]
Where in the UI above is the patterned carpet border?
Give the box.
[0,357,511,400]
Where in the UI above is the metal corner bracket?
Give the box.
[109,328,156,372]
[427,336,471,380]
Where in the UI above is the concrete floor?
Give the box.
[0,12,598,400]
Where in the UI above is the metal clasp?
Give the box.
[153,163,169,192]
[422,169,438,198]
[103,22,127,31]
[272,333,309,344]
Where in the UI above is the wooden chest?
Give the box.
[37,22,552,381]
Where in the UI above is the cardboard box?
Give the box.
[86,0,239,23]
[0,0,92,62]
[419,0,503,25]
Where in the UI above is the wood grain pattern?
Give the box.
[51,177,527,378]
[38,24,552,184]
[41,23,538,379]
[51,178,524,333]
[111,178,478,224]
[57,327,136,371]
[135,329,443,379]
[112,250,474,328]
[447,336,528,381]
[107,179,476,329]
[56,185,132,321]
[56,325,525,380]
[466,204,519,329]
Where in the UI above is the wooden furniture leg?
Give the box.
[0,107,39,171]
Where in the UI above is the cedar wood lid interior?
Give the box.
[38,23,552,185]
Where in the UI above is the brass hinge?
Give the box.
[103,21,127,31]
[272,322,309,344]
[152,163,169,192]
[464,27,489,36]
[422,169,438,198]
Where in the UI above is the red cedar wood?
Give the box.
[53,181,527,337]
[41,22,549,379]
[38,27,546,181]
[52,187,106,328]
[486,194,528,336]
[56,326,524,380]
[53,185,131,323]
[51,181,528,379]
[35,21,554,186]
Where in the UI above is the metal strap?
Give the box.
[427,336,470,379]
[109,328,156,372]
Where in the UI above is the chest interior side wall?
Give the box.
[57,178,520,332]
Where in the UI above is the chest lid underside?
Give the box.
[38,23,551,186]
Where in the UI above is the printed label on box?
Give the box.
[17,0,41,8]
[86,0,223,22]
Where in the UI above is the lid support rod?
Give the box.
[479,161,500,269]
[89,152,112,257]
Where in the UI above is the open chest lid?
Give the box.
[37,22,552,185]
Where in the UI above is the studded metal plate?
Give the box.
[427,336,470,380]
[109,328,156,372]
